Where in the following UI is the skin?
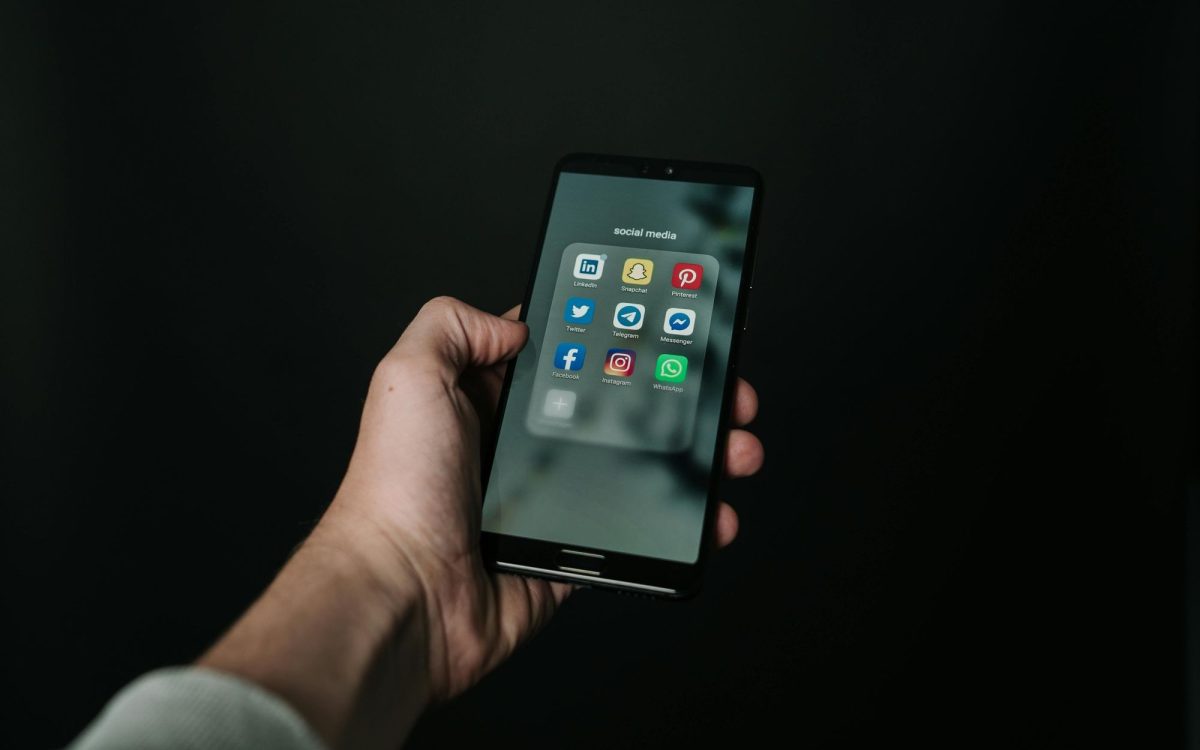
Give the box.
[199,297,764,750]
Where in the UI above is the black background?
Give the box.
[3,2,1195,748]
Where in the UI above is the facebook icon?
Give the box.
[553,342,586,371]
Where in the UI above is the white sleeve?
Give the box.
[69,667,327,750]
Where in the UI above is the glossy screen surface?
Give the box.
[483,172,754,563]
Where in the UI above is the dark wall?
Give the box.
[3,2,1194,747]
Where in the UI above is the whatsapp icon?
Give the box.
[654,353,688,383]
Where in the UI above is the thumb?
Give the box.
[396,296,528,377]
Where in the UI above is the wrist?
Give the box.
[302,514,437,733]
[201,515,434,750]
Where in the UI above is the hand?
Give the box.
[325,297,763,697]
[201,297,763,749]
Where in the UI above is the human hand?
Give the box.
[319,297,764,701]
[201,297,762,749]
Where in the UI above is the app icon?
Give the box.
[655,354,688,383]
[564,297,595,324]
[604,348,636,377]
[621,258,654,285]
[542,389,576,419]
[663,307,696,336]
[612,302,645,330]
[573,253,605,280]
[553,342,586,371]
[672,262,704,290]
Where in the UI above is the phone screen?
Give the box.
[483,167,756,563]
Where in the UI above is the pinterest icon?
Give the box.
[672,262,704,290]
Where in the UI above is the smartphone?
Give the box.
[480,153,762,598]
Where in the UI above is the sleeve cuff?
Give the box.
[70,666,327,750]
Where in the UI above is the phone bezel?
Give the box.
[479,153,763,599]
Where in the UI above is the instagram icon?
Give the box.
[603,348,636,377]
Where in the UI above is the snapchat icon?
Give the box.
[621,258,654,285]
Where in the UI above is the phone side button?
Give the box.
[556,548,606,576]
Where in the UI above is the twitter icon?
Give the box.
[563,297,595,325]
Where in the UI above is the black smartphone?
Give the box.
[480,153,762,598]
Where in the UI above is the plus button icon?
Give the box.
[542,389,576,419]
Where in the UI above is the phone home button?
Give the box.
[556,549,606,576]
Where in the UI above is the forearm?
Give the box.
[198,520,432,750]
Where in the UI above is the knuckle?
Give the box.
[420,295,463,320]
[416,296,473,346]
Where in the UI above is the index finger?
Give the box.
[733,378,758,427]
